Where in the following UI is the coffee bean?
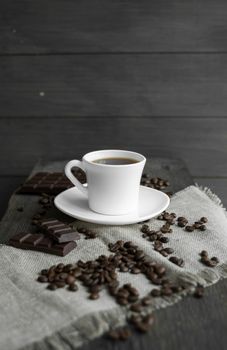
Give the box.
[194,285,204,298]
[131,267,141,274]
[37,275,48,283]
[161,287,173,296]
[163,247,174,254]
[59,272,68,280]
[130,303,143,312]
[154,241,163,251]
[171,285,183,293]
[177,217,187,222]
[130,314,143,325]
[160,250,169,257]
[41,269,48,275]
[68,283,78,291]
[211,256,219,264]
[142,296,152,306]
[108,329,120,340]
[206,259,217,267]
[55,281,66,288]
[47,283,57,291]
[200,217,208,223]
[200,250,208,257]
[154,265,166,276]
[150,288,161,297]
[169,256,185,267]
[128,295,139,303]
[134,321,151,333]
[56,263,64,269]
[143,313,155,326]
[199,224,207,231]
[117,297,128,305]
[120,265,129,272]
[66,275,76,285]
[89,292,100,300]
[185,226,194,232]
[159,236,169,243]
[178,221,186,227]
[118,327,131,340]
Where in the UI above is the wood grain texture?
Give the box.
[1,54,227,117]
[1,0,227,54]
[0,176,25,218]
[0,117,226,177]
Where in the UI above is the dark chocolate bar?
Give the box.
[17,170,86,195]
[9,232,77,256]
[39,218,80,243]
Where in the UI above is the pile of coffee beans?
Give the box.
[77,227,98,239]
[200,251,219,267]
[141,174,169,191]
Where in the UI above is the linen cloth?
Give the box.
[0,185,227,350]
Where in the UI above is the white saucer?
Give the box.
[54,186,170,225]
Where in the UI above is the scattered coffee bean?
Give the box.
[89,292,100,300]
[150,288,161,297]
[211,256,219,264]
[142,296,152,306]
[169,256,185,267]
[194,284,204,298]
[185,225,195,232]
[200,250,208,257]
[130,303,143,312]
[37,275,48,283]
[47,283,57,291]
[68,283,78,291]
[200,217,208,223]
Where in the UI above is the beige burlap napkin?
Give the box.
[0,185,227,350]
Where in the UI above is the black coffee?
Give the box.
[93,157,139,165]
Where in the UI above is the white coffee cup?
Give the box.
[64,150,146,215]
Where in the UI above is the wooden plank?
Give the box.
[0,176,25,218]
[194,178,227,207]
[0,117,226,177]
[1,54,227,117]
[1,0,227,54]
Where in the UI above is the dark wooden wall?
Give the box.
[1,0,227,212]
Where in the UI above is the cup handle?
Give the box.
[64,160,88,196]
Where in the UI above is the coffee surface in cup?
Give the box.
[93,157,139,165]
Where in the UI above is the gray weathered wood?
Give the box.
[1,0,227,54]
[0,117,226,177]
[1,54,227,117]
[0,176,25,218]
